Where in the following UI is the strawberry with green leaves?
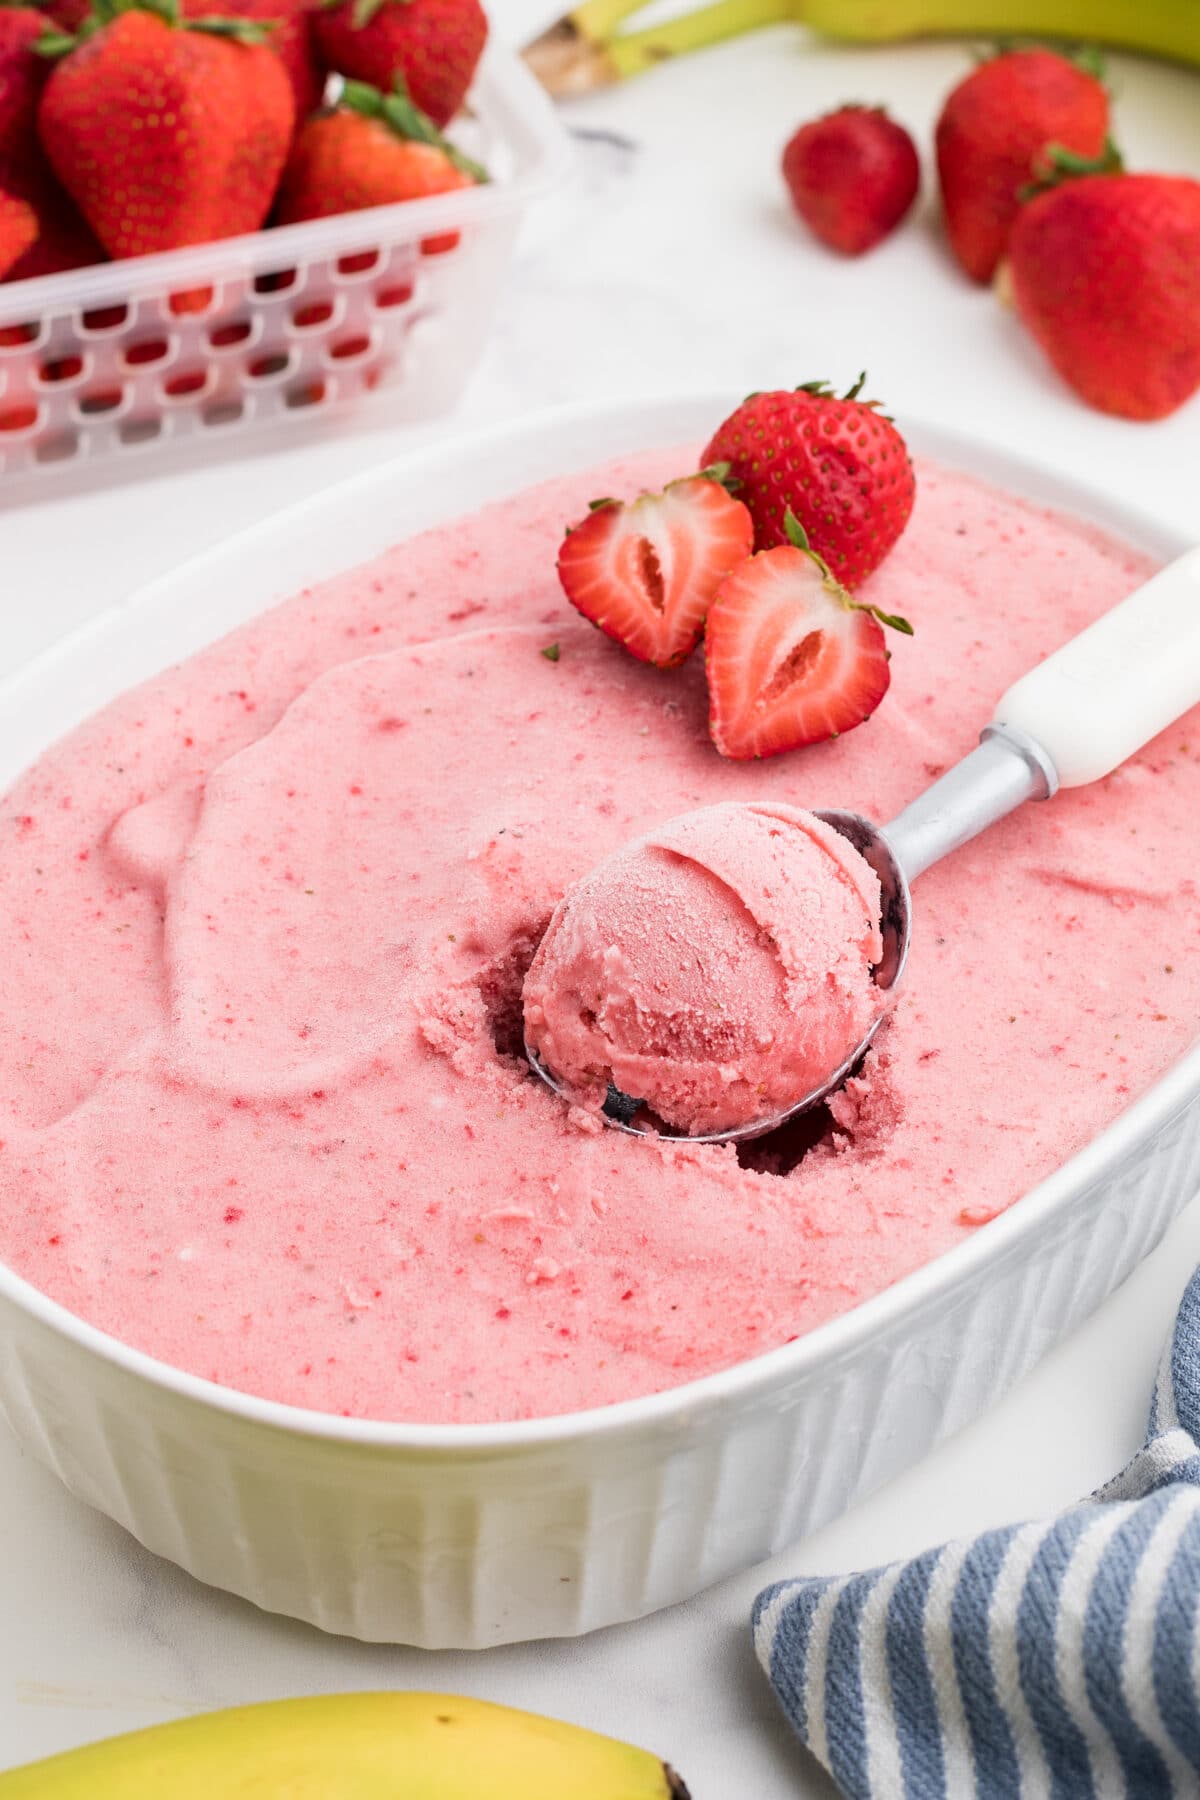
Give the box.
[702,379,915,590]
[314,0,486,129]
[935,47,1111,284]
[1010,165,1200,421]
[275,77,485,251]
[705,511,911,760]
[557,469,754,670]
[38,0,294,260]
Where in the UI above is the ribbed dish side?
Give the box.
[0,1086,1197,1646]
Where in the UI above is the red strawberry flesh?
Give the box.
[557,474,754,670]
[705,545,892,759]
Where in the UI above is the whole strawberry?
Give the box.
[1,159,101,278]
[37,0,86,26]
[38,0,295,260]
[936,48,1110,284]
[0,2,52,179]
[276,76,484,249]
[782,106,919,256]
[1010,170,1200,421]
[0,2,102,280]
[313,0,486,129]
[701,379,915,590]
[0,187,36,276]
[182,0,323,118]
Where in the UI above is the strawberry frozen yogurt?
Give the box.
[523,803,883,1135]
[0,447,1195,1424]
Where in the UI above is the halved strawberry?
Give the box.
[556,468,754,670]
[705,512,911,759]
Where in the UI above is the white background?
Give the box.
[1,5,1199,1791]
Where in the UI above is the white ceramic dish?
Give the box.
[0,396,1195,1648]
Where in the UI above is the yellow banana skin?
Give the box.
[805,0,1200,68]
[0,1692,689,1799]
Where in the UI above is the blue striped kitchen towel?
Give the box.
[753,1267,1200,1797]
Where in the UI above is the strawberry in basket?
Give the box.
[0,0,103,280]
[181,0,324,119]
[313,0,486,128]
[37,0,295,260]
[0,0,50,175]
[42,0,324,98]
[0,189,37,276]
[0,161,101,278]
[276,76,486,252]
[36,0,89,28]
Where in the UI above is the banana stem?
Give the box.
[520,0,644,94]
[524,0,801,95]
[608,0,800,77]
[527,0,1200,97]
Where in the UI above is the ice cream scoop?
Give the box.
[526,546,1200,1143]
[522,804,885,1138]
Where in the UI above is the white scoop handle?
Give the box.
[991,547,1200,789]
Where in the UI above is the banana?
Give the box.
[524,0,1200,94]
[0,1692,690,1799]
[806,0,1200,66]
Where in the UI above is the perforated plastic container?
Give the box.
[0,46,568,482]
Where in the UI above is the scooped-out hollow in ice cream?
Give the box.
[522,802,885,1137]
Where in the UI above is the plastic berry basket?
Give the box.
[0,44,568,485]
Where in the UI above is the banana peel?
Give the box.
[524,0,1200,92]
[0,1692,690,1798]
[808,0,1200,62]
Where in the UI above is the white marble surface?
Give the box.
[1,7,1199,1791]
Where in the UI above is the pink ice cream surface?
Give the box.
[523,803,883,1135]
[0,449,1195,1425]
